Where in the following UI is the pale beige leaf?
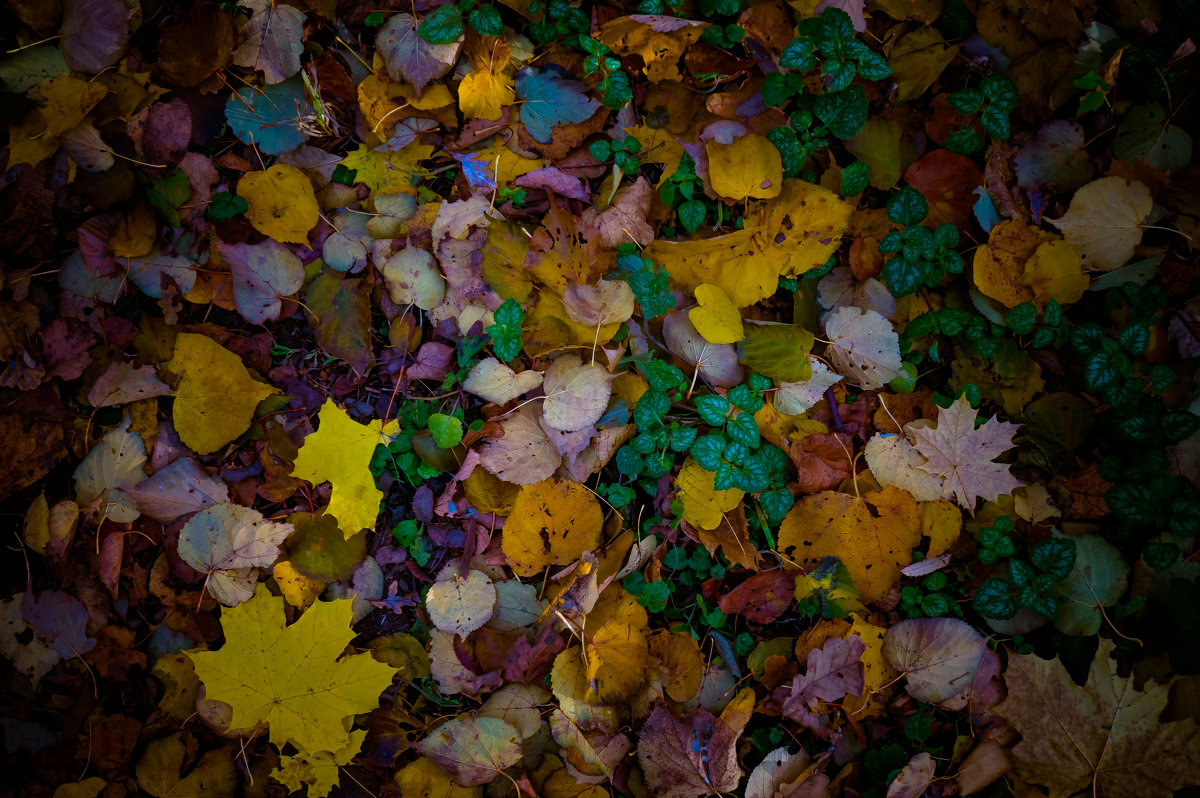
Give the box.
[478,406,561,484]
[864,433,943,502]
[463,357,544,405]
[824,306,902,390]
[426,565,496,636]
[541,353,614,432]
[563,280,636,327]
[908,397,1023,510]
[1049,177,1152,272]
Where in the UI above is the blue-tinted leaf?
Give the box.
[226,76,311,155]
[515,65,601,144]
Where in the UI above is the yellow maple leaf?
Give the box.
[777,486,921,603]
[502,477,603,577]
[291,399,400,538]
[168,333,277,456]
[238,165,319,245]
[459,69,515,121]
[341,143,435,195]
[186,584,397,755]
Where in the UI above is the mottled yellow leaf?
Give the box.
[972,220,1053,309]
[586,621,649,703]
[502,477,603,576]
[238,164,319,244]
[777,486,921,603]
[919,499,962,559]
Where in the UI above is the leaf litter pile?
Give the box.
[3,0,1200,797]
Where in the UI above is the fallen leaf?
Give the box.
[291,399,401,537]
[168,333,277,456]
[187,584,398,754]
[74,420,146,523]
[824,307,903,390]
[707,133,783,201]
[777,486,921,604]
[637,706,742,798]
[690,284,745,345]
[478,406,561,484]
[541,353,613,432]
[1049,177,1152,272]
[178,503,294,606]
[908,396,1023,510]
[231,0,305,84]
[238,165,319,244]
[376,13,460,95]
[502,477,603,576]
[882,617,987,704]
[426,565,497,637]
[1051,533,1128,636]
[414,717,523,787]
[995,639,1200,798]
[463,357,544,405]
[124,457,229,521]
[220,239,304,324]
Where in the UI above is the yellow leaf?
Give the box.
[292,399,399,537]
[272,730,367,798]
[396,756,482,798]
[463,466,520,514]
[919,499,962,559]
[37,75,107,137]
[622,124,685,186]
[886,28,959,103]
[459,69,515,121]
[675,458,744,531]
[169,333,277,456]
[846,616,898,717]
[707,134,783,201]
[777,486,921,603]
[648,629,703,703]
[972,220,1053,309]
[689,283,745,344]
[341,143,435,194]
[502,477,603,577]
[586,621,649,703]
[1021,240,1089,306]
[597,16,709,83]
[53,778,106,798]
[134,734,235,798]
[238,165,319,244]
[186,584,397,754]
[765,180,855,278]
[551,646,619,730]
[272,560,325,610]
[846,117,913,190]
[649,227,787,309]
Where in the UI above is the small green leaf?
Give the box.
[840,160,870,196]
[207,191,249,221]
[694,394,731,426]
[487,297,525,362]
[468,4,503,36]
[946,126,984,155]
[1005,302,1037,335]
[418,4,465,44]
[886,187,929,226]
[948,88,984,114]
[974,577,1017,619]
[427,414,464,449]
